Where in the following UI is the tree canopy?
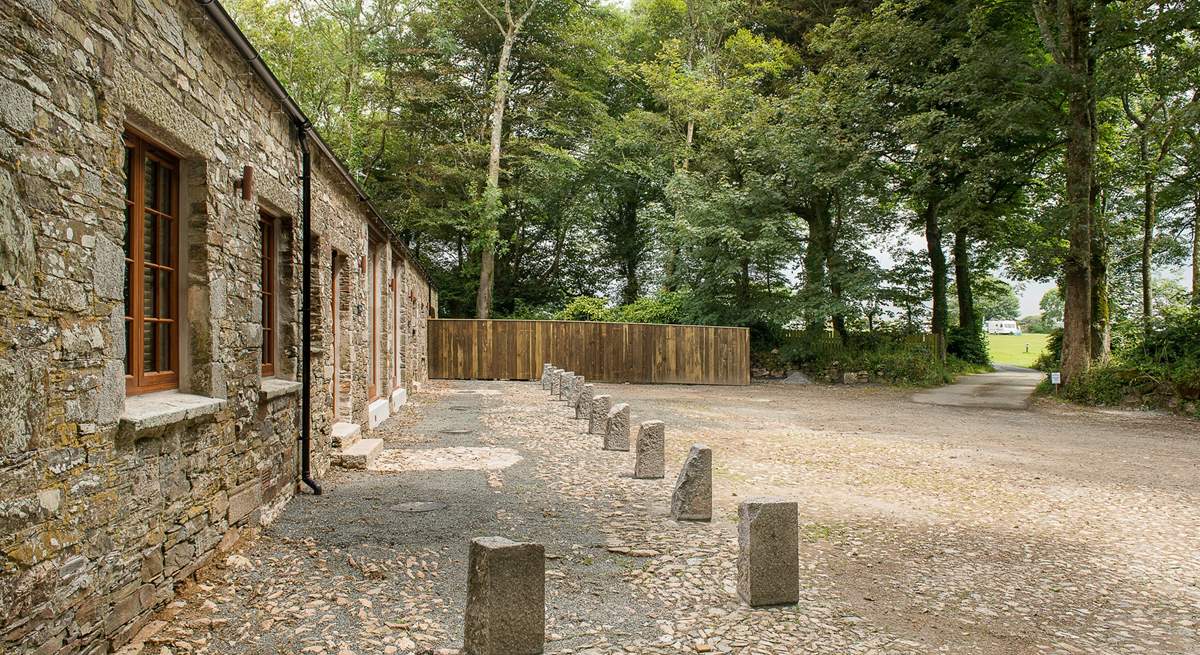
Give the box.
[228,0,1199,382]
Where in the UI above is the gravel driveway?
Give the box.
[137,380,1200,655]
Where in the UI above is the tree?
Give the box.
[473,0,543,318]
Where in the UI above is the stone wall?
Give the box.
[0,0,435,652]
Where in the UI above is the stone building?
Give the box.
[0,0,437,651]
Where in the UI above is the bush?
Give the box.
[771,330,981,387]
[612,291,693,325]
[1043,308,1200,417]
[553,296,615,322]
[1034,328,1063,372]
[947,324,989,366]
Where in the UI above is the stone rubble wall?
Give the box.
[0,0,435,652]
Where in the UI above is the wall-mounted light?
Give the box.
[234,165,254,201]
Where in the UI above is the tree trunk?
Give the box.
[1090,184,1110,358]
[923,198,947,343]
[828,194,847,342]
[1141,175,1156,320]
[1193,189,1199,306]
[1034,0,1095,382]
[953,229,974,328]
[800,195,830,333]
[1059,22,1094,383]
[737,257,750,309]
[475,28,517,319]
[619,192,641,305]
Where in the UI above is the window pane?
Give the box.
[125,320,132,376]
[143,266,156,317]
[158,168,172,213]
[124,260,131,317]
[142,322,155,373]
[156,323,171,371]
[155,269,171,318]
[143,211,156,264]
[157,215,171,267]
[144,157,158,210]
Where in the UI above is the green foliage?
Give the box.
[612,291,694,324]
[947,324,990,366]
[772,331,980,386]
[226,0,1199,394]
[553,296,616,321]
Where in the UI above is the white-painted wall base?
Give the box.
[390,387,408,412]
[368,398,390,430]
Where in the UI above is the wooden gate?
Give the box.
[428,319,750,385]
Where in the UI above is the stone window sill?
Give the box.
[119,391,227,437]
[260,378,302,402]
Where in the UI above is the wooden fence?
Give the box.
[428,319,750,385]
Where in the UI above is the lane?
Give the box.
[910,364,1044,410]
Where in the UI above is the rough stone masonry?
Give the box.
[558,371,575,401]
[464,536,545,655]
[0,0,437,651]
[737,499,800,607]
[589,394,612,435]
[604,403,631,451]
[576,383,594,420]
[634,420,665,479]
[671,444,713,521]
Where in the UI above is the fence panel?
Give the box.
[428,319,750,385]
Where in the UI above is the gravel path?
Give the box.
[136,380,1200,655]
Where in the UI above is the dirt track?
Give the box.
[147,380,1199,654]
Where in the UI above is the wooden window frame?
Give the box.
[392,259,402,391]
[259,212,277,377]
[368,245,380,401]
[124,131,180,396]
[330,251,341,414]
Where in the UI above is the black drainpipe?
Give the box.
[298,124,322,495]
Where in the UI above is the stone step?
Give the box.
[331,421,361,448]
[333,438,383,470]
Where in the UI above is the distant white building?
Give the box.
[985,319,1022,335]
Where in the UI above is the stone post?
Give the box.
[588,394,611,435]
[634,420,665,479]
[569,375,585,405]
[737,499,799,607]
[540,364,553,389]
[575,384,594,420]
[548,368,563,397]
[464,536,545,655]
[670,444,712,521]
[603,403,631,451]
[558,371,575,401]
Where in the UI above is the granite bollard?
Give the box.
[548,368,563,397]
[558,371,574,401]
[540,364,553,389]
[670,444,712,521]
[589,394,612,434]
[464,536,545,655]
[603,403,631,451]
[575,384,594,420]
[569,374,585,405]
[737,499,799,607]
[634,420,665,479]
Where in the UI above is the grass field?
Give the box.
[987,333,1050,368]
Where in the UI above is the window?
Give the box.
[260,212,276,377]
[124,131,179,395]
[368,244,380,400]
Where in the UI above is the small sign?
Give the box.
[1050,372,1061,385]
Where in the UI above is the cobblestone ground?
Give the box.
[132,380,1200,655]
